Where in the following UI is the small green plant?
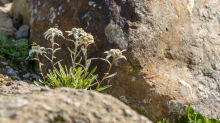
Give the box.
[157,105,220,123]
[29,28,126,92]
[0,35,30,70]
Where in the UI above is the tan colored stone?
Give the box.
[0,81,153,123]
[10,0,31,25]
[0,2,12,13]
[0,10,15,35]
[10,0,220,122]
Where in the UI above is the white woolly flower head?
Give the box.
[104,49,126,60]
[66,28,94,47]
[78,33,94,46]
[65,28,86,39]
[29,45,46,56]
[44,28,64,40]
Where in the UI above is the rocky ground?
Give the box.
[0,56,42,83]
[0,0,39,83]
[0,81,153,123]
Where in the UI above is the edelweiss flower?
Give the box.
[44,28,64,40]
[78,33,94,46]
[66,28,94,46]
[65,28,86,39]
[29,45,46,56]
[104,49,126,60]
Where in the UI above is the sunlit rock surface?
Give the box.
[0,81,152,123]
[10,0,220,122]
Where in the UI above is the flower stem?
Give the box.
[82,46,87,89]
[72,42,78,68]
[37,53,45,83]
[51,37,54,70]
[95,58,115,91]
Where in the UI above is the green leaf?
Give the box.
[163,119,170,123]
[189,114,196,121]
[86,66,97,79]
[96,85,112,92]
[44,54,52,62]
[54,59,63,66]
[87,58,111,66]
[13,67,18,70]
[46,48,53,51]
[188,104,194,114]
[75,49,82,58]
[188,104,195,121]
[206,119,217,123]
[86,59,92,71]
[34,80,45,86]
[53,48,61,53]
[68,47,75,56]
[65,38,75,43]
[197,119,202,123]
[178,116,187,123]
[187,121,195,123]
[196,114,206,123]
[104,72,117,80]
[53,42,59,46]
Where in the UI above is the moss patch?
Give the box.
[0,74,4,78]
[0,56,7,62]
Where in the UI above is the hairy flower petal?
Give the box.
[66,28,94,47]
[44,28,64,40]
[29,45,46,56]
[104,49,126,61]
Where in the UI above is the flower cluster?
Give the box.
[29,45,46,56]
[104,49,126,60]
[44,28,64,40]
[28,27,127,92]
[78,33,94,46]
[66,28,94,47]
[65,28,85,39]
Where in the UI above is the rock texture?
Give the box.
[0,57,11,75]
[0,2,12,13]
[0,81,152,123]
[0,0,14,35]
[0,0,12,5]
[0,10,15,35]
[10,0,32,25]
[14,25,29,39]
[10,0,220,122]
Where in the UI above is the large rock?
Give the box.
[0,10,15,35]
[0,0,14,35]
[0,81,152,123]
[10,0,32,25]
[10,0,220,122]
